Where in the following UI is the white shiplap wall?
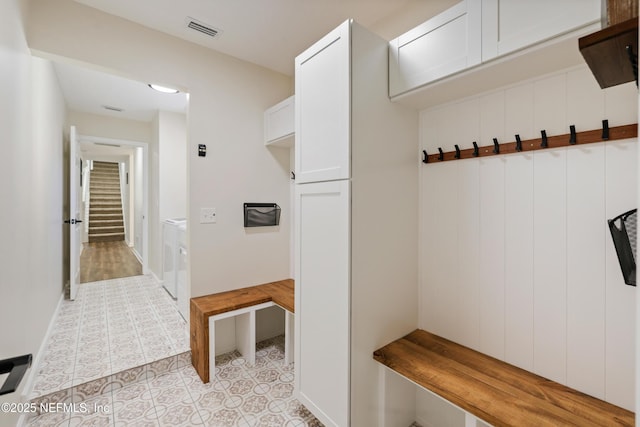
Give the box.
[419,65,637,411]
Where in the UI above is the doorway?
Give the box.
[76,135,150,284]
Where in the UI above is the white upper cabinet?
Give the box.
[390,0,601,100]
[482,0,601,61]
[295,21,351,183]
[389,0,482,98]
[264,95,295,147]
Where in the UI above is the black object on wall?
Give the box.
[608,208,637,286]
[244,203,281,227]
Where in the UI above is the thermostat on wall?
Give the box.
[198,144,206,157]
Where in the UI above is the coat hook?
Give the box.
[454,145,461,159]
[515,134,522,152]
[541,130,548,148]
[472,142,479,157]
[422,149,429,164]
[602,119,610,140]
[569,125,577,145]
[493,138,500,154]
[626,45,638,87]
[291,171,295,180]
[438,147,444,161]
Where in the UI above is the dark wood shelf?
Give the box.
[579,17,638,88]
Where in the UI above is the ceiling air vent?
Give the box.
[102,105,123,112]
[186,17,221,38]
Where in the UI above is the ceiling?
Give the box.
[74,0,453,76]
[55,0,456,127]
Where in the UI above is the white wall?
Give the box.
[158,111,187,221]
[0,0,67,424]
[134,147,144,259]
[68,111,151,143]
[419,65,637,412]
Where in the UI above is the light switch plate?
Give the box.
[200,208,216,224]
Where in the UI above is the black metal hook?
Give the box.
[291,171,295,180]
[454,145,461,159]
[602,119,610,140]
[422,150,429,164]
[541,130,548,148]
[569,125,577,145]
[515,134,522,152]
[626,45,638,87]
[472,142,479,157]
[493,138,500,154]
[438,147,444,161]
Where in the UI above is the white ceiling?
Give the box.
[56,0,456,126]
[74,0,445,76]
[54,61,188,123]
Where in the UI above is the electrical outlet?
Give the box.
[200,208,216,224]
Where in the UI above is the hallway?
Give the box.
[80,241,142,283]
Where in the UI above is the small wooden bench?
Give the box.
[190,279,294,383]
[374,329,634,426]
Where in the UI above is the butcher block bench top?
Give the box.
[190,279,294,383]
[373,329,634,427]
[191,278,294,317]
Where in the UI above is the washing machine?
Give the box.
[162,218,186,298]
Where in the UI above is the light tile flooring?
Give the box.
[30,275,189,399]
[26,275,323,426]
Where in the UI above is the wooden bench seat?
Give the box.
[373,329,634,426]
[190,279,294,383]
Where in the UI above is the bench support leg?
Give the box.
[236,311,256,365]
[378,365,416,427]
[284,311,295,365]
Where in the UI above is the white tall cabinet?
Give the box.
[294,20,419,427]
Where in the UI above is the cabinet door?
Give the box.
[295,180,350,427]
[295,20,350,183]
[482,0,600,61]
[264,95,294,147]
[389,0,482,97]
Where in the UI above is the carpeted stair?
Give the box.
[88,161,125,242]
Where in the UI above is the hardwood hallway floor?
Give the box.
[80,240,142,283]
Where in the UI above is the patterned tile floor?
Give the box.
[27,337,323,426]
[30,275,190,399]
[25,275,324,426]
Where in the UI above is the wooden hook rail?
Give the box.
[422,122,637,164]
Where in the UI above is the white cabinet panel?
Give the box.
[504,154,534,371]
[604,140,637,411]
[533,149,567,384]
[295,21,350,183]
[295,180,350,427]
[389,0,481,97]
[479,157,506,359]
[264,95,294,147]
[566,145,605,399]
[482,0,600,60]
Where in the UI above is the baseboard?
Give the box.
[131,247,143,264]
[17,291,65,425]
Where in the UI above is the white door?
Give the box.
[295,180,350,427]
[295,20,351,184]
[68,126,82,300]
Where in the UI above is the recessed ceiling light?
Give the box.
[148,83,180,94]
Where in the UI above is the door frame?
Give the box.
[78,134,150,274]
